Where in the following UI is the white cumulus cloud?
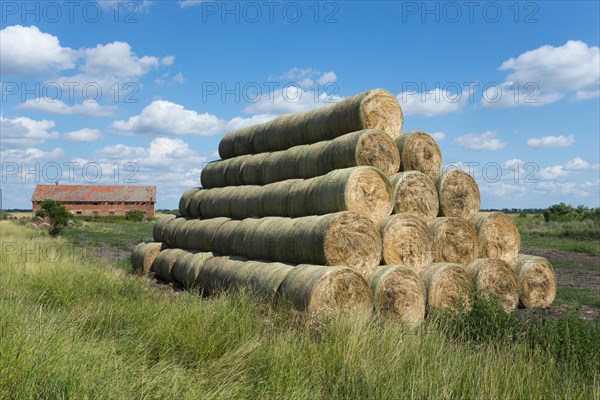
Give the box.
[453,131,507,150]
[396,88,465,117]
[63,128,103,142]
[538,165,569,180]
[111,100,223,136]
[484,40,600,108]
[111,100,278,136]
[430,132,446,141]
[17,99,116,117]
[527,134,575,148]
[0,25,76,75]
[0,116,60,147]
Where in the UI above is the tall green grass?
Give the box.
[1,221,599,399]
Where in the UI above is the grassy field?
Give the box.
[1,219,599,399]
[516,215,600,256]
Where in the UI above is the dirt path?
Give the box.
[520,248,600,291]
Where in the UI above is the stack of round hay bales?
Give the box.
[131,87,557,321]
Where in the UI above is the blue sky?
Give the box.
[1,0,599,209]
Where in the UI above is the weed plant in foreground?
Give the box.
[0,221,599,399]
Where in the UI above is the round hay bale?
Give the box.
[199,187,238,219]
[152,248,189,283]
[470,212,520,264]
[512,255,557,309]
[380,214,434,273]
[152,214,176,242]
[427,217,480,265]
[31,215,43,224]
[322,129,400,176]
[38,222,52,231]
[198,256,293,299]
[257,180,296,217]
[173,219,193,249]
[297,167,394,225]
[67,220,76,228]
[172,251,215,288]
[131,242,165,275]
[420,263,473,313]
[211,213,381,276]
[185,217,231,251]
[198,167,392,224]
[321,213,382,277]
[466,258,519,313]
[395,131,442,181]
[390,171,438,221]
[164,217,188,248]
[436,169,480,220]
[278,264,373,315]
[206,129,400,187]
[298,141,330,178]
[243,217,284,261]
[240,153,270,185]
[212,220,243,256]
[188,190,208,218]
[179,188,200,216]
[200,160,228,188]
[224,155,252,186]
[219,89,403,159]
[369,265,426,326]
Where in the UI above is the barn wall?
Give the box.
[32,202,155,218]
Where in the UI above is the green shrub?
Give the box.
[38,199,73,236]
[125,210,145,222]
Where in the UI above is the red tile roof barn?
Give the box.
[31,185,156,203]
